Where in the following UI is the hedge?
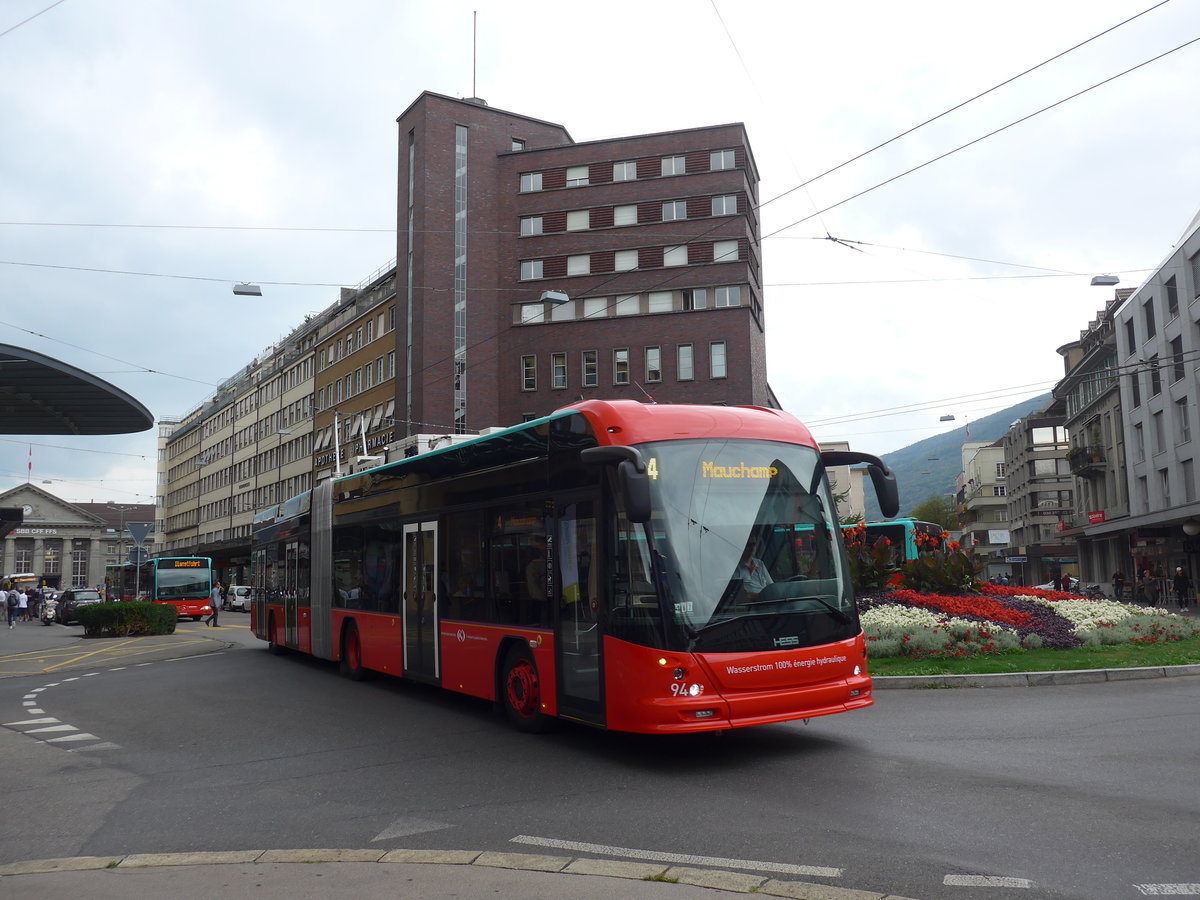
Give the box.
[75,601,178,637]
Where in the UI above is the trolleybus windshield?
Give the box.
[639,438,855,653]
[155,559,212,598]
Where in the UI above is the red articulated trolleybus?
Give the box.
[250,400,899,734]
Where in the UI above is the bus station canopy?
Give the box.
[0,343,154,435]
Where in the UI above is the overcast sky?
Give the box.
[2,0,1198,505]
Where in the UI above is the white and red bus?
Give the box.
[251,400,898,734]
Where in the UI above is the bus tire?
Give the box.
[266,614,284,655]
[340,622,367,681]
[501,645,547,733]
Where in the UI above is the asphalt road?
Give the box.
[2,620,1197,900]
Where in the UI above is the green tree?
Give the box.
[909,494,958,530]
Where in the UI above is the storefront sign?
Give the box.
[1088,510,1106,524]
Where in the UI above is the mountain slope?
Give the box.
[861,393,1052,520]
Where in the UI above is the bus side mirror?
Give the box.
[820,450,900,519]
[581,445,651,524]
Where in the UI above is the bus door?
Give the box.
[402,521,439,681]
[554,497,603,726]
[284,541,301,648]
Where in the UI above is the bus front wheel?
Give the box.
[501,645,547,733]
[340,623,367,681]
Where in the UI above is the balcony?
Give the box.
[1067,445,1107,477]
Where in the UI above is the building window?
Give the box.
[1177,398,1191,444]
[1125,319,1137,357]
[1159,468,1170,506]
[678,344,694,381]
[71,547,88,587]
[712,194,737,216]
[376,357,384,384]
[1153,410,1165,453]
[613,204,637,226]
[993,485,1007,497]
[710,341,726,378]
[582,350,598,387]
[714,285,740,307]
[614,249,638,271]
[710,149,735,171]
[567,254,591,276]
[388,350,395,378]
[646,346,661,382]
[511,138,525,151]
[551,352,567,389]
[520,259,543,280]
[1134,423,1145,460]
[1144,298,1156,338]
[996,462,1007,477]
[1149,355,1162,396]
[713,240,738,263]
[520,172,542,192]
[662,155,685,176]
[521,355,536,391]
[615,294,639,315]
[1166,276,1179,318]
[1171,336,1185,382]
[1130,372,1141,407]
[551,299,576,321]
[663,200,687,221]
[614,348,630,385]
[613,161,636,181]
[520,303,545,324]
[1185,458,1196,503]
[566,165,589,187]
[663,245,687,267]
[647,291,672,313]
[566,209,589,231]
[683,288,707,310]
[583,297,608,319]
[520,216,543,236]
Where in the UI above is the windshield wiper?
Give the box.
[743,594,852,625]
[687,613,760,651]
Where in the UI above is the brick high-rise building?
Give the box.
[395,91,776,436]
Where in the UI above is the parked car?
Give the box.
[224,585,252,612]
[57,588,104,625]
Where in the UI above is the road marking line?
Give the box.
[26,724,77,733]
[43,639,146,673]
[46,733,98,742]
[3,717,58,725]
[26,708,44,714]
[944,875,1034,888]
[1135,886,1200,896]
[511,835,842,878]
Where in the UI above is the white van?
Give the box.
[224,585,253,612]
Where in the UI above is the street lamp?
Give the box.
[106,504,135,597]
[1090,275,1120,287]
[233,282,263,296]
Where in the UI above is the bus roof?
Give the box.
[331,400,817,492]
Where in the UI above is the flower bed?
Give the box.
[858,585,1199,658]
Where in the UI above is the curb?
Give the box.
[873,662,1200,689]
[0,849,920,899]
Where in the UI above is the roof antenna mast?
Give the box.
[472,10,477,98]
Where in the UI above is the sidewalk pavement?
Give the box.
[0,850,920,900]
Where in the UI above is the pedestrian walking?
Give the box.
[16,589,28,622]
[1112,569,1125,601]
[205,582,222,627]
[1174,567,1193,610]
[6,589,18,628]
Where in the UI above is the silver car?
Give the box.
[224,585,253,612]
